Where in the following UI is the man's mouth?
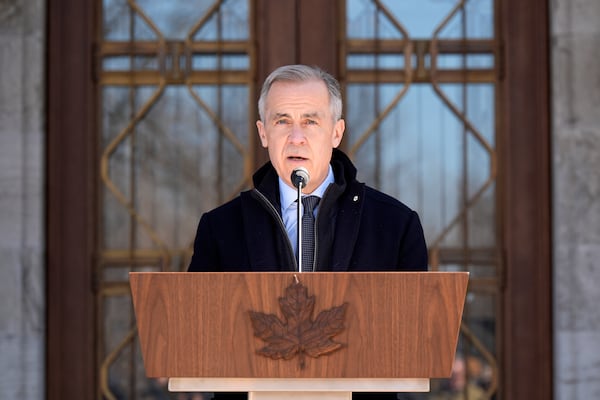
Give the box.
[288,156,307,161]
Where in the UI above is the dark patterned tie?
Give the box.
[301,195,320,272]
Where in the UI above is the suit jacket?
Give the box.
[188,149,428,400]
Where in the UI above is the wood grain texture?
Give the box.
[46,1,96,399]
[500,0,553,398]
[130,272,468,379]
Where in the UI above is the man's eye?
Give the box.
[305,119,317,125]
[275,119,288,125]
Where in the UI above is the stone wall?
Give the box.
[0,0,45,398]
[551,0,600,398]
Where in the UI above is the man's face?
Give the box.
[256,80,345,193]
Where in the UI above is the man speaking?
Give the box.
[188,64,428,399]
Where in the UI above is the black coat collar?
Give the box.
[243,149,365,271]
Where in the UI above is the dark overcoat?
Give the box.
[189,149,428,273]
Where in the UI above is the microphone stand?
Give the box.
[296,182,304,273]
[291,167,309,274]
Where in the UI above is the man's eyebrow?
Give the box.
[270,111,322,120]
[302,112,320,119]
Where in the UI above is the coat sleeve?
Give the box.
[397,210,428,271]
[188,213,221,272]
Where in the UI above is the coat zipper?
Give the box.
[252,189,298,271]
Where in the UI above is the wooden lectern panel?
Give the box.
[130,272,468,379]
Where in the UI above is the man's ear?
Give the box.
[332,119,345,148]
[256,120,268,148]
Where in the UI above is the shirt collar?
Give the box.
[279,165,334,210]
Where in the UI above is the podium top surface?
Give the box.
[130,271,468,379]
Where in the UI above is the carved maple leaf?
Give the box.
[249,279,348,368]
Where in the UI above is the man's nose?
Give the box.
[288,124,306,144]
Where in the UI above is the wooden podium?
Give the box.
[130,272,468,399]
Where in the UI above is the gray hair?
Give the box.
[258,64,343,122]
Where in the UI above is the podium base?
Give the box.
[169,378,430,394]
[249,392,350,400]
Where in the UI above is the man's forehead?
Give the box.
[264,80,331,119]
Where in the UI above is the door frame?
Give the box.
[46,0,552,398]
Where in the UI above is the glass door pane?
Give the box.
[98,1,253,398]
[344,1,499,398]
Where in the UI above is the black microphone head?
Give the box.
[291,167,310,189]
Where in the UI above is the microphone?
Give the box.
[291,167,310,189]
[291,168,310,273]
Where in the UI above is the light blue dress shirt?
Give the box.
[279,165,335,256]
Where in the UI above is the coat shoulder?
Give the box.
[204,194,244,219]
[362,185,415,215]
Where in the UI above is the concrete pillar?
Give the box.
[0,0,45,398]
[551,0,600,398]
